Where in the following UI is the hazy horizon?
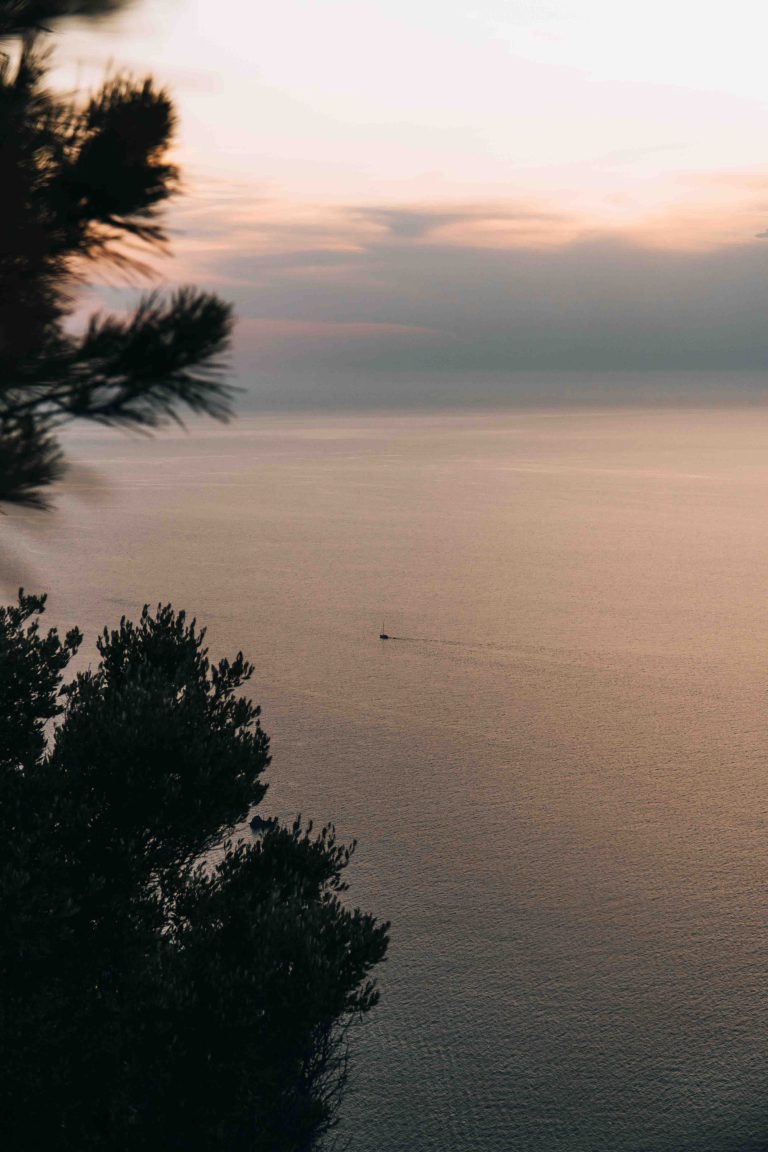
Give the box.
[226,371,768,412]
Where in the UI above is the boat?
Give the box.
[379,620,390,640]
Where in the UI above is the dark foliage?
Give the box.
[0,593,389,1150]
[0,9,388,1147]
[0,0,128,36]
[0,0,130,36]
[0,0,234,506]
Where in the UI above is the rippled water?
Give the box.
[4,406,768,1151]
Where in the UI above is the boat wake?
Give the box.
[380,634,504,651]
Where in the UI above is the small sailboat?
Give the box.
[379,620,390,640]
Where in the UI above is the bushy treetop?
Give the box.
[0,593,389,1150]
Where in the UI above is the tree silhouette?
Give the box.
[0,593,389,1150]
[0,6,389,1149]
[0,0,233,506]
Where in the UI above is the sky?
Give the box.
[56,0,768,404]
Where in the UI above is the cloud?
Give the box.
[218,233,768,408]
[85,192,768,406]
[351,204,566,241]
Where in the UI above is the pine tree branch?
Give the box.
[0,0,131,37]
[0,416,63,507]
[2,290,235,432]
[0,33,238,506]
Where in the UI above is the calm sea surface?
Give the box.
[5,406,768,1151]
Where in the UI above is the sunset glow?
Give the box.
[54,0,768,393]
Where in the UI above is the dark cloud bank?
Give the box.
[105,203,768,408]
[228,226,768,408]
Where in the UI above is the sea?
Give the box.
[5,403,768,1151]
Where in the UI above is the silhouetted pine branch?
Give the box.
[0,10,235,506]
[0,0,130,37]
[0,417,63,508]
